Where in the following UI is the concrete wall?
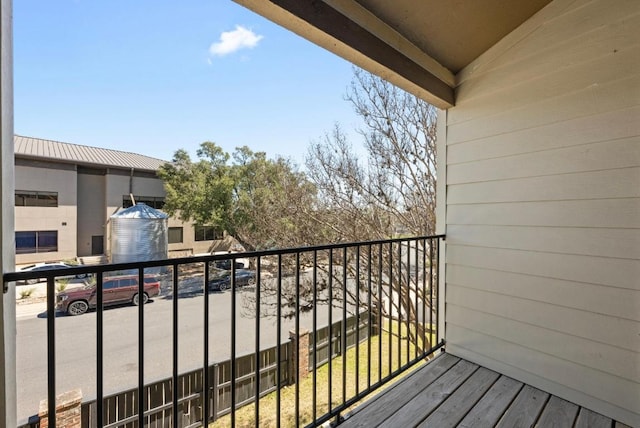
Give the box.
[442,0,640,425]
[14,165,77,264]
[14,166,222,263]
[167,216,219,256]
[77,172,106,257]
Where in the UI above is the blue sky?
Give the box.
[14,1,362,166]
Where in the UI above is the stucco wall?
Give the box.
[443,0,640,425]
[77,172,106,257]
[14,165,77,264]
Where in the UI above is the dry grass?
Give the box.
[210,321,437,428]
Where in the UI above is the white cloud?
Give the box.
[209,25,263,57]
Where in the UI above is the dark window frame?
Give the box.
[194,225,223,241]
[168,227,183,244]
[122,195,165,210]
[15,190,58,207]
[15,230,58,254]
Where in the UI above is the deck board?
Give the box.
[457,375,523,428]
[495,384,549,428]
[574,407,614,428]
[378,360,478,427]
[416,367,500,428]
[340,353,460,428]
[535,395,580,427]
[340,353,621,428]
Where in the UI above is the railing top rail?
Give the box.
[3,234,445,286]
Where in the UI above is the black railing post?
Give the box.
[204,261,210,425]
[230,262,237,427]
[366,244,372,391]
[328,248,333,415]
[312,250,318,424]
[422,238,427,355]
[397,241,402,370]
[46,276,56,428]
[276,253,282,428]
[377,243,383,383]
[255,256,261,426]
[172,265,179,428]
[388,241,393,376]
[414,239,419,360]
[96,271,104,428]
[355,245,360,396]
[435,238,440,345]
[406,239,412,364]
[137,267,145,428]
[294,252,301,428]
[341,246,347,408]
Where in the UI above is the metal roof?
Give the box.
[14,135,166,171]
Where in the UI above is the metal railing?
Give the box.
[5,235,444,428]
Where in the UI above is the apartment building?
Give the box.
[14,135,222,265]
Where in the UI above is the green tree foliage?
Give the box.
[158,143,318,251]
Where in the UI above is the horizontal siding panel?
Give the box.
[457,0,639,86]
[447,199,640,229]
[448,136,640,184]
[446,244,640,290]
[446,327,640,425]
[446,264,640,321]
[448,105,640,164]
[446,284,640,353]
[451,32,640,124]
[447,304,640,382]
[446,224,640,260]
[448,73,640,145]
[448,168,640,204]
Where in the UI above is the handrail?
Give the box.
[12,234,444,427]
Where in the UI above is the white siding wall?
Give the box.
[443,0,640,425]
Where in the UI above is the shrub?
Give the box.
[19,288,35,299]
[56,278,70,292]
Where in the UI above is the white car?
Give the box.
[18,262,87,285]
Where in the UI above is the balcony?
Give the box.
[6,235,445,428]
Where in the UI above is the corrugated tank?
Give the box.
[110,203,168,264]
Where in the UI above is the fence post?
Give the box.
[38,389,82,428]
[289,328,309,385]
[211,363,218,422]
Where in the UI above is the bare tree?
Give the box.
[244,69,439,350]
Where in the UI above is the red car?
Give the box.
[56,275,161,316]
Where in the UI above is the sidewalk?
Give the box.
[16,300,47,320]
[14,280,83,320]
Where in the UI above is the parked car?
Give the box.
[208,269,256,291]
[18,262,88,285]
[56,274,161,316]
[212,259,245,270]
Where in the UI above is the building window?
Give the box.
[15,191,58,207]
[168,227,183,244]
[194,225,223,241]
[123,195,165,209]
[15,231,58,254]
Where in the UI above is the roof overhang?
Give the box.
[233,0,553,108]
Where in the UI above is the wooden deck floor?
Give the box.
[340,353,629,428]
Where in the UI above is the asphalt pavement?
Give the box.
[15,276,344,424]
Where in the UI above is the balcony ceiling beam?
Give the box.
[234,0,455,108]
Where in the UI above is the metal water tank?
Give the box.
[110,203,168,264]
